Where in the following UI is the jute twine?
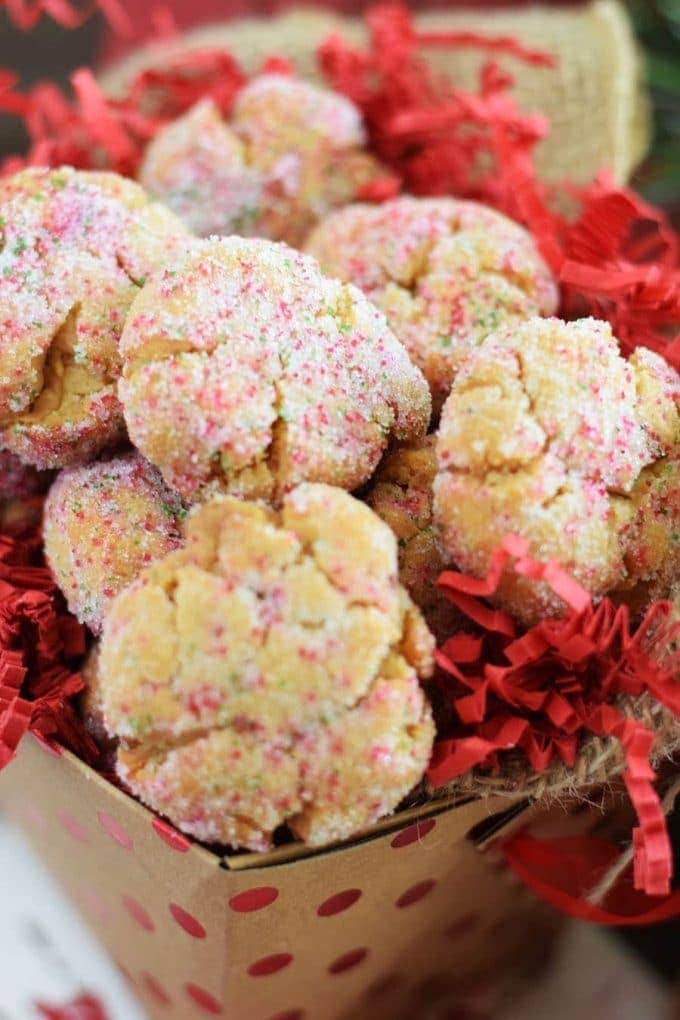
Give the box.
[430,693,680,807]
[585,777,680,905]
[99,0,651,188]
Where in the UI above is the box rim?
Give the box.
[16,736,529,874]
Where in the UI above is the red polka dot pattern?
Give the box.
[122,895,154,931]
[396,879,437,908]
[151,817,191,851]
[390,817,437,848]
[57,809,89,843]
[185,983,223,1015]
[97,811,133,849]
[78,883,110,922]
[141,972,171,1006]
[317,888,362,917]
[328,948,368,975]
[116,962,134,985]
[229,887,279,912]
[365,973,403,999]
[23,803,47,831]
[169,902,206,939]
[247,953,293,977]
[447,912,480,940]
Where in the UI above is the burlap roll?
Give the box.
[99,1,651,186]
[431,694,680,807]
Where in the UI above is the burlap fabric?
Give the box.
[99,1,651,186]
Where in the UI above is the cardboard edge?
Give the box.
[6,738,534,875]
[18,739,222,869]
[222,797,530,870]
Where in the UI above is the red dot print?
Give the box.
[22,803,47,831]
[97,812,133,850]
[317,888,362,917]
[57,810,90,843]
[115,962,134,985]
[152,817,191,851]
[391,818,437,848]
[78,883,110,922]
[229,886,279,912]
[169,902,206,939]
[122,895,154,931]
[395,879,437,908]
[247,953,293,977]
[141,972,171,1006]
[33,732,62,757]
[328,948,368,975]
[185,983,223,1015]
[365,973,403,999]
[267,1012,305,1020]
[447,912,480,940]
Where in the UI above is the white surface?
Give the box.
[0,814,671,1020]
[504,922,671,1020]
[0,814,145,1020]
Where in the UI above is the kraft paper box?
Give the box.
[0,736,560,1020]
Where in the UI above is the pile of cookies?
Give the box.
[2,72,678,853]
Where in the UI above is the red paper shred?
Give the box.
[0,0,677,910]
[2,0,132,34]
[502,832,680,926]
[0,526,97,771]
[319,4,680,366]
[0,47,247,177]
[0,2,677,365]
[150,5,178,40]
[429,534,680,897]
[35,992,111,1020]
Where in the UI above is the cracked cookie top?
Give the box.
[364,436,459,641]
[119,236,432,503]
[98,484,435,850]
[139,74,385,248]
[0,167,189,468]
[433,317,680,624]
[43,452,185,634]
[305,196,559,411]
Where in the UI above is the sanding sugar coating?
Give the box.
[305,196,559,409]
[119,236,431,503]
[613,346,680,612]
[0,167,189,468]
[138,74,384,247]
[433,317,680,625]
[98,484,435,850]
[364,437,458,642]
[43,453,184,634]
[80,644,115,750]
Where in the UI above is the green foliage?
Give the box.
[628,0,680,213]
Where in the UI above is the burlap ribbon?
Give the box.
[99,0,651,187]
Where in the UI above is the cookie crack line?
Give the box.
[120,651,399,764]
[439,346,652,487]
[440,452,645,510]
[367,214,542,305]
[17,302,83,423]
[266,344,289,503]
[153,541,395,727]
[114,249,146,289]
